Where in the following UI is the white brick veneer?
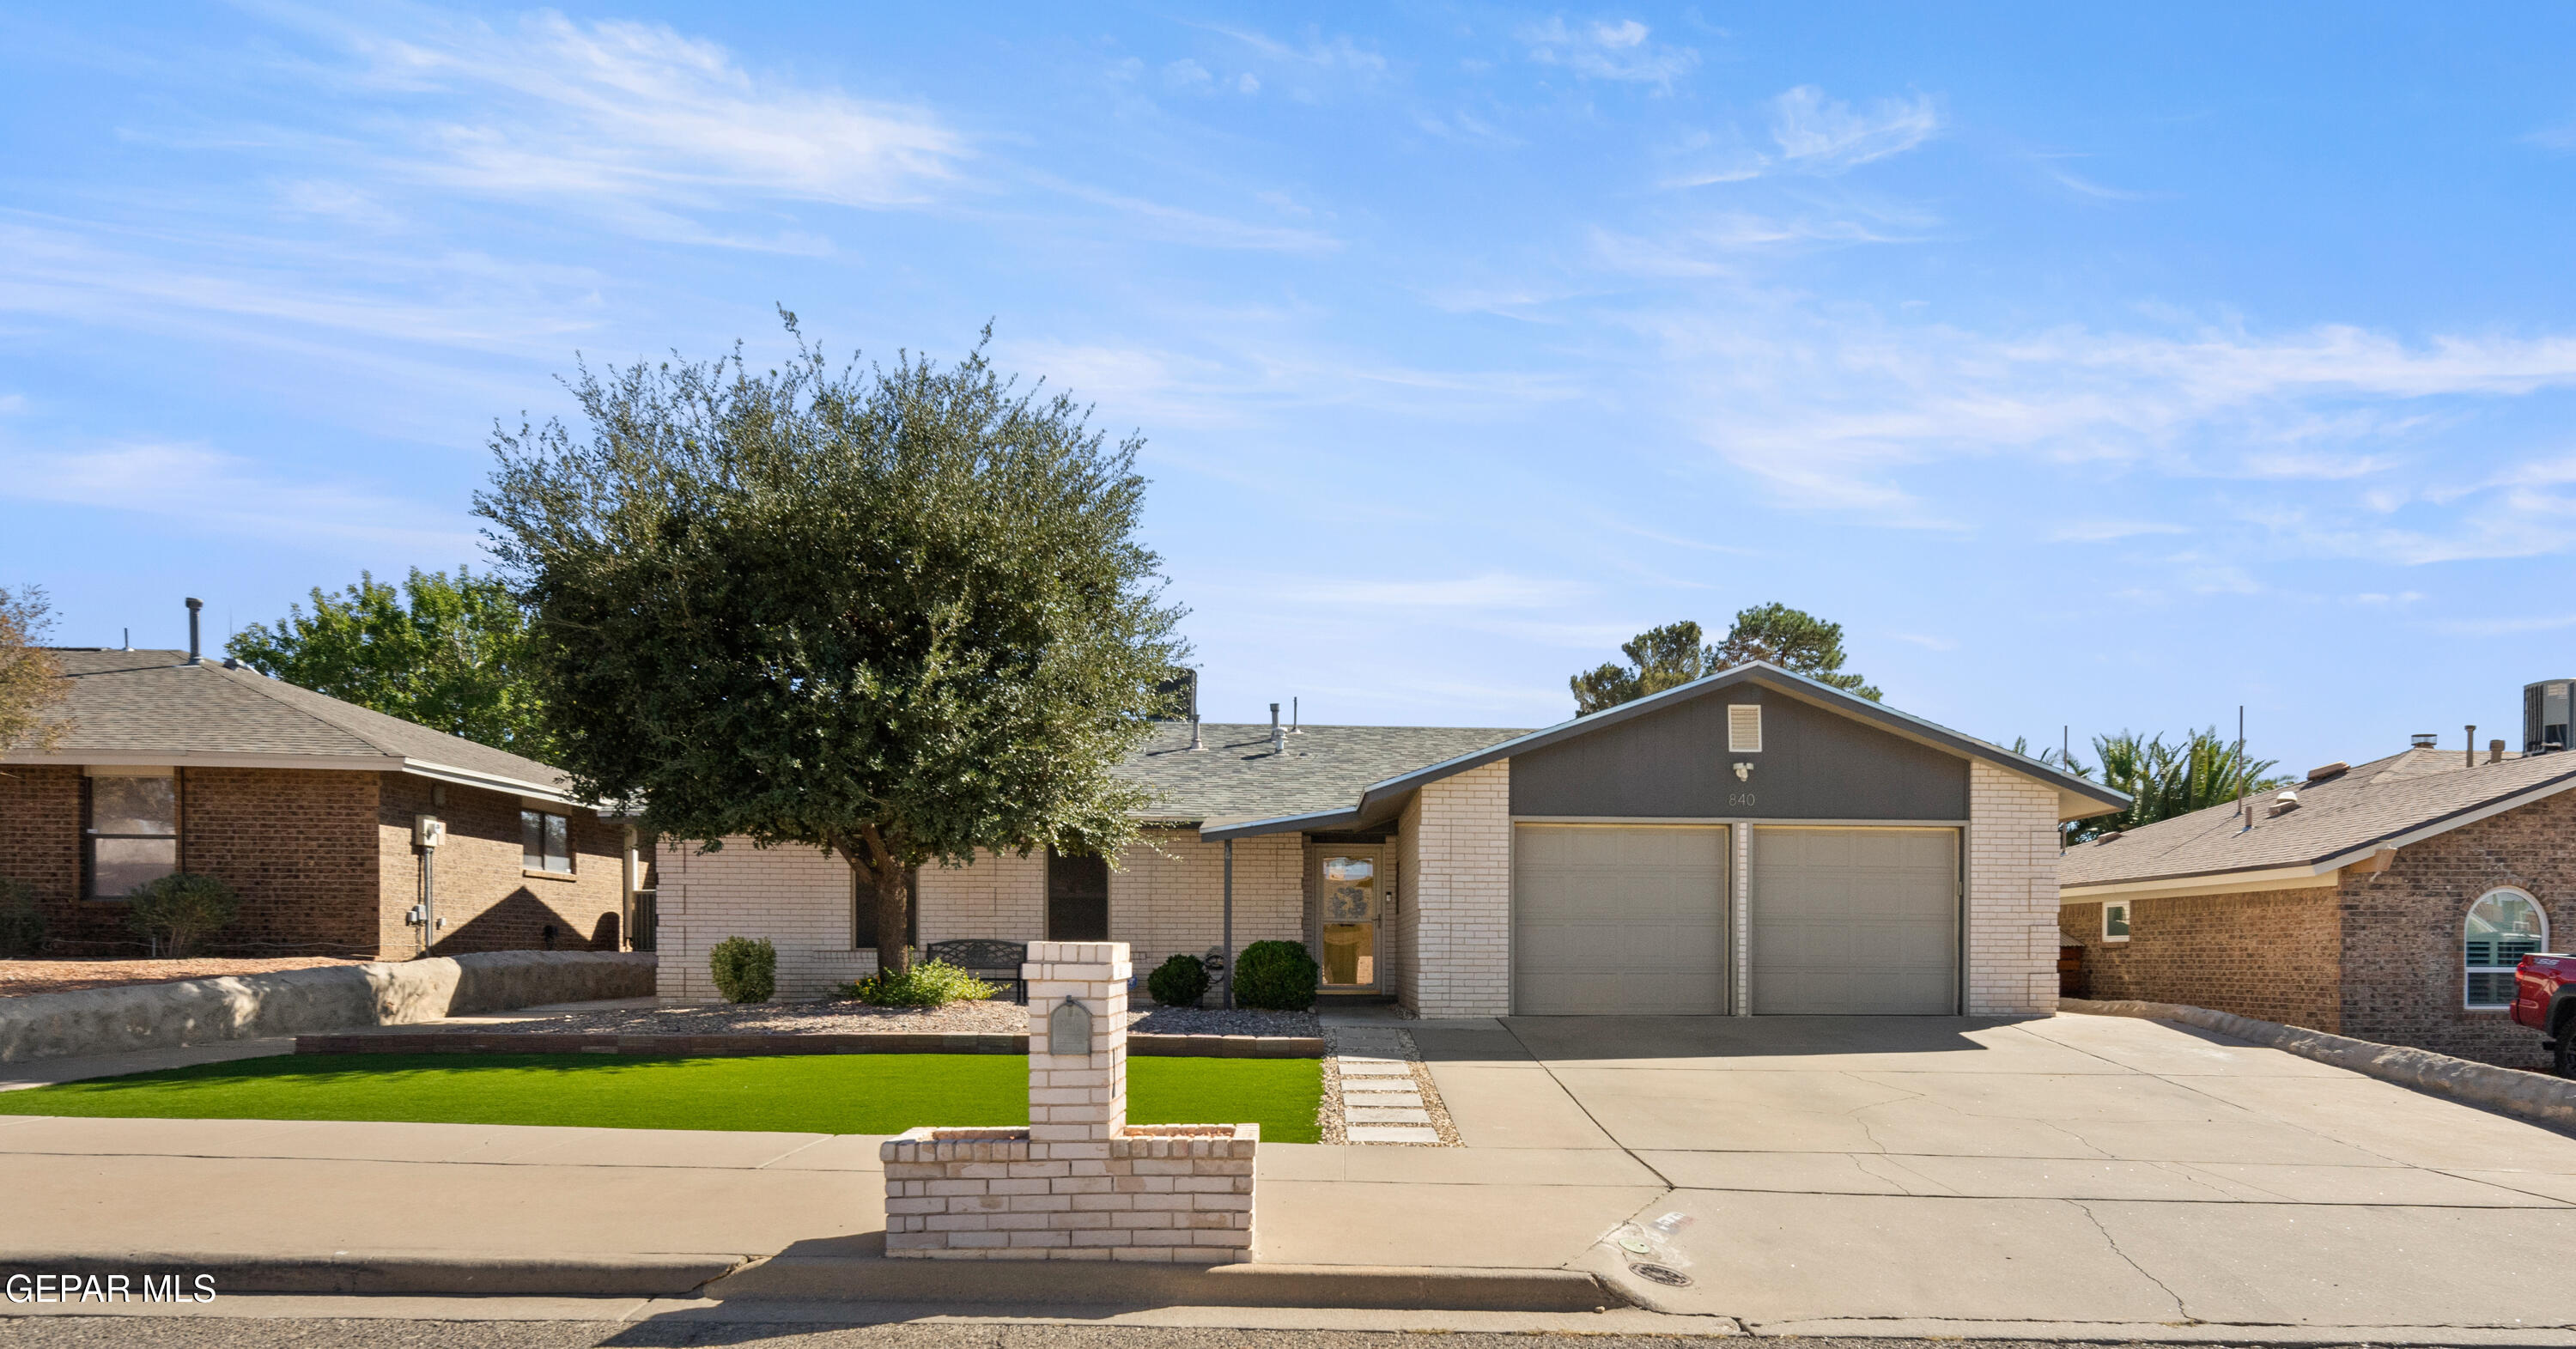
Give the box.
[1108,830,1302,1000]
[1966,761,2063,1016]
[1398,761,1512,1018]
[659,830,1303,1005]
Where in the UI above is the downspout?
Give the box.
[1222,839,1235,1010]
[622,823,639,951]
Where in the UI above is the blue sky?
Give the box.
[4,3,2574,773]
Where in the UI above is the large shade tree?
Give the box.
[476,318,1186,972]
[0,586,68,754]
[227,567,553,759]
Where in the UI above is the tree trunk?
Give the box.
[871,857,913,977]
[838,823,913,979]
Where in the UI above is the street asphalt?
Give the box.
[0,1324,2410,1349]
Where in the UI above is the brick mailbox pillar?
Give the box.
[882,940,1258,1261]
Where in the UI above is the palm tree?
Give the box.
[2079,728,2285,841]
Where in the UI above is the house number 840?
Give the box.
[1728,793,1757,809]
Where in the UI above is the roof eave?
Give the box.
[0,748,586,811]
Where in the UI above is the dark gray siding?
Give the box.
[1508,684,1969,820]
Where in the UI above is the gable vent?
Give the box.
[1727,704,1763,753]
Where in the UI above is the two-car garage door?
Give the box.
[1511,823,1959,1015]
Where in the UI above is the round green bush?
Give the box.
[1232,939,1318,1012]
[1146,953,1209,1008]
[0,877,45,957]
[840,956,995,1007]
[125,872,239,958]
[708,935,777,1004]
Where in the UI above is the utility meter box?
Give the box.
[414,815,447,849]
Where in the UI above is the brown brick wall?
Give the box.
[376,775,627,958]
[179,767,382,953]
[2058,887,2342,1033]
[0,764,81,933]
[2336,788,2576,1072]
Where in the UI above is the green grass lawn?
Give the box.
[0,1053,1322,1143]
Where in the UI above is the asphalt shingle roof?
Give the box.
[21,649,574,796]
[2059,745,2576,889]
[1115,720,1527,825]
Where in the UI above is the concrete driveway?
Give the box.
[1409,1012,2576,1335]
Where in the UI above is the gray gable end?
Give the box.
[1510,680,1968,820]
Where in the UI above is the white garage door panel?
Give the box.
[1751,827,1958,1015]
[1513,824,1728,1016]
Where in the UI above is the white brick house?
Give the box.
[661,662,2123,1018]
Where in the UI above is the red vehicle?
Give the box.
[2515,952,2576,1078]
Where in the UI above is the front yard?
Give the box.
[0,1052,1323,1142]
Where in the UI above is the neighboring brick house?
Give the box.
[0,647,649,959]
[664,662,2121,1017]
[2059,740,2576,1069]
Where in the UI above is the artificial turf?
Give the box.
[0,1053,1323,1143]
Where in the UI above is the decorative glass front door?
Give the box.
[1316,852,1379,988]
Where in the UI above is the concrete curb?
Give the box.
[706,1247,1623,1310]
[293,1030,1326,1059]
[2060,997,2576,1130]
[0,1249,1619,1310]
[0,1251,746,1297]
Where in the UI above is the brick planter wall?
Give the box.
[883,941,1258,1262]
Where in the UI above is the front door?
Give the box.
[1311,847,1382,991]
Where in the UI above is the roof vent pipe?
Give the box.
[184,598,203,665]
[1291,696,1302,734]
[1188,713,1205,751]
[2490,738,2506,764]
[1269,702,1284,756]
[2466,725,2477,769]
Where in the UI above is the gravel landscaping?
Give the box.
[452,996,1320,1038]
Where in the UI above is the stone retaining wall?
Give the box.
[0,951,656,1063]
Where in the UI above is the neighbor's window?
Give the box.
[85,769,179,899]
[2102,902,2131,943]
[2465,888,2545,1009]
[521,810,573,874]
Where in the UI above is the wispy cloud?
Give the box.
[1769,86,1941,173]
[0,440,478,554]
[1273,573,1588,610]
[1030,177,1340,254]
[2047,520,2190,543]
[288,6,969,216]
[1521,17,1698,88]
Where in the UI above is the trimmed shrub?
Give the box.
[125,872,238,958]
[708,936,777,1004]
[1233,940,1318,1012]
[841,955,996,1007]
[0,877,44,957]
[1147,953,1210,1008]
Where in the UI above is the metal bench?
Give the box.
[921,939,1030,1004]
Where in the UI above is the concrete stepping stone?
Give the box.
[1334,1059,1413,1076]
[1345,1106,1435,1124]
[1343,1091,1425,1108]
[1346,1124,1440,1143]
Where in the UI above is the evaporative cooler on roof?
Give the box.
[2528,680,2573,756]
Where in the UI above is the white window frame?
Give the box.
[2464,887,2545,1011]
[2101,900,2130,943]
